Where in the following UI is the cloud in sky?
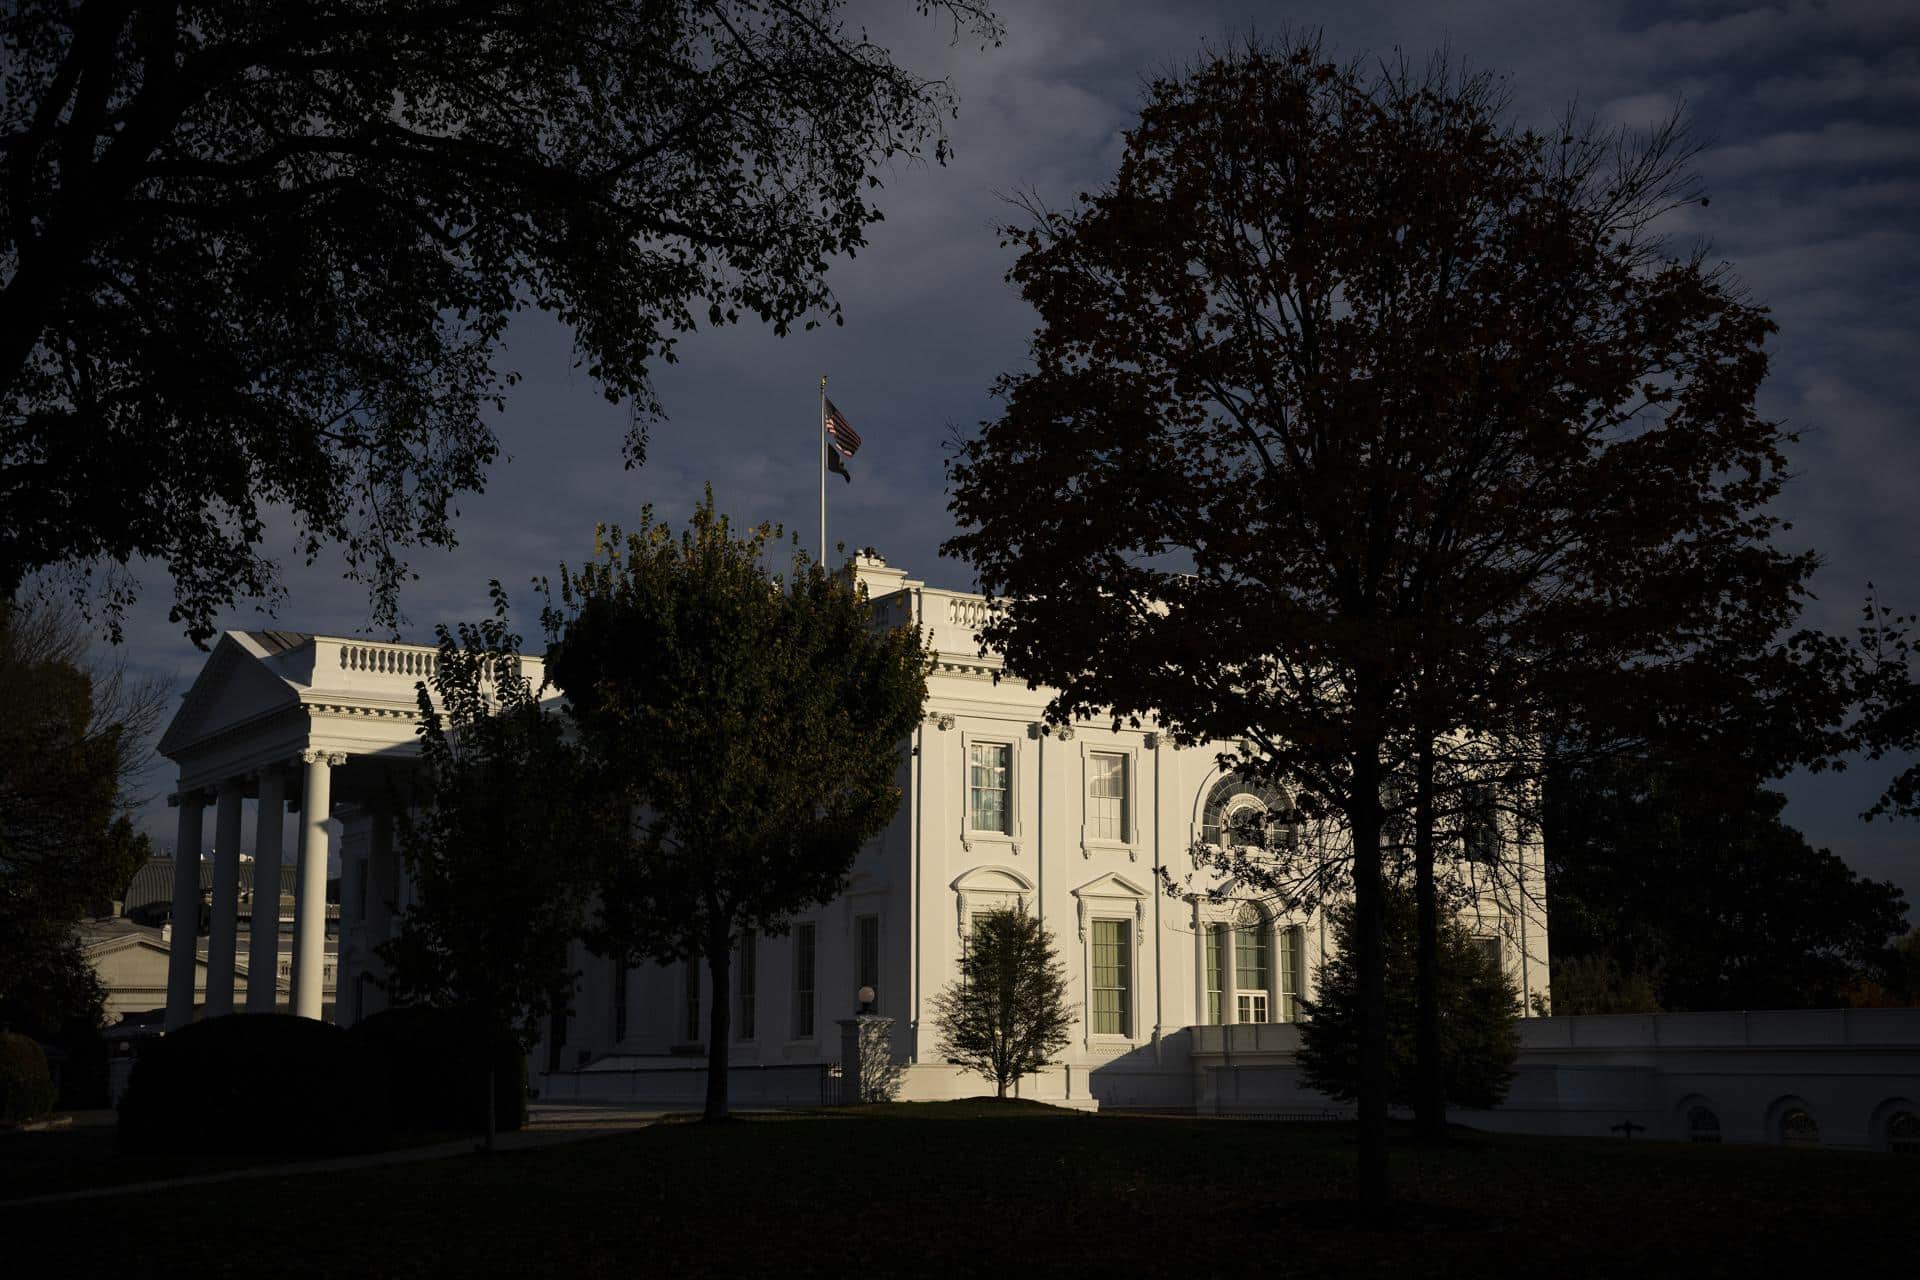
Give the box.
[96,0,1918,907]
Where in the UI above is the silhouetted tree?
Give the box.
[929,907,1073,1100]
[1298,887,1520,1112]
[545,496,929,1121]
[0,597,158,1062]
[1544,757,1908,1011]
[382,587,617,1143]
[948,36,1805,1213]
[0,0,1002,641]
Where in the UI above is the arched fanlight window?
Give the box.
[1686,1106,1721,1144]
[1780,1107,1819,1147]
[1888,1110,1919,1156]
[1200,774,1296,849]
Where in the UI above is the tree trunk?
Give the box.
[1349,744,1393,1221]
[703,930,732,1122]
[1413,725,1445,1141]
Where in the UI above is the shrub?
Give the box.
[1297,887,1521,1111]
[349,1005,525,1135]
[117,1015,390,1156]
[0,1032,55,1125]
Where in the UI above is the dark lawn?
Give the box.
[2,1103,1908,1277]
[0,1121,461,1200]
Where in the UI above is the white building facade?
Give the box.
[158,556,1918,1150]
[535,554,1550,1104]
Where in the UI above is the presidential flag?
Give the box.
[825,398,861,483]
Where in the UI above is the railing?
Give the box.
[337,643,437,678]
[947,596,996,631]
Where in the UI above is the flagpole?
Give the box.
[818,375,828,570]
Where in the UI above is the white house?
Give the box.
[155,554,1918,1150]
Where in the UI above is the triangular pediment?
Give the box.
[1070,871,1149,901]
[159,632,303,757]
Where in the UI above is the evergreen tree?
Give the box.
[1298,888,1520,1114]
[928,908,1074,1101]
[545,495,930,1121]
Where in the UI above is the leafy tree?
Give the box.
[1544,757,1908,1011]
[0,0,1001,642]
[0,597,156,1071]
[545,496,930,1121]
[1298,887,1520,1114]
[382,586,616,1144]
[928,907,1074,1100]
[946,37,1808,1207]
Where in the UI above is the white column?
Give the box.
[293,750,342,1020]
[203,779,245,1016]
[164,789,208,1031]
[245,767,287,1012]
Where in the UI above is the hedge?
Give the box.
[117,1015,390,1156]
[0,1032,55,1126]
[349,1006,525,1135]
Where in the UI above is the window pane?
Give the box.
[684,958,701,1042]
[1205,924,1224,1026]
[1236,924,1268,992]
[1092,919,1131,1036]
[1088,753,1127,841]
[794,923,816,1039]
[969,743,1010,833]
[738,930,756,1040]
[1277,927,1296,1022]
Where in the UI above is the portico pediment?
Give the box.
[159,632,306,758]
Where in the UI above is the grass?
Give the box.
[1,1103,1908,1276]
[0,1120,462,1201]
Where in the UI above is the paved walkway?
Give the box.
[0,1108,657,1209]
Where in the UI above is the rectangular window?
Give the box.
[1236,923,1269,995]
[1464,784,1499,863]
[857,914,881,1012]
[793,923,817,1039]
[1278,928,1300,1023]
[1092,919,1132,1036]
[1205,924,1225,1025]
[738,930,757,1040]
[1087,752,1129,842]
[968,742,1011,833]
[1237,991,1269,1024]
[683,957,701,1043]
[613,962,629,1042]
[1479,936,1503,974]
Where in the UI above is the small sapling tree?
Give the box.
[929,907,1074,1101]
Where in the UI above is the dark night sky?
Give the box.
[87,1,1919,908]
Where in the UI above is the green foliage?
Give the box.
[117,1015,389,1156]
[545,492,931,1119]
[350,1006,525,1135]
[0,1,1003,640]
[0,1030,55,1125]
[383,585,615,1050]
[1546,759,1909,1011]
[928,908,1074,1100]
[1546,954,1662,1017]
[0,600,157,1083]
[1298,889,1520,1111]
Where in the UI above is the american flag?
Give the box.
[825,398,861,482]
